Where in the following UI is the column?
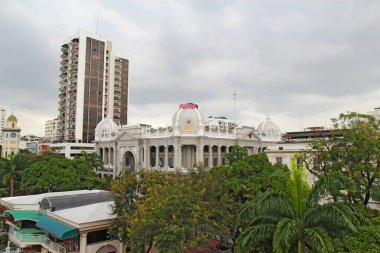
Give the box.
[102,148,106,164]
[79,232,87,253]
[208,145,213,168]
[155,145,159,168]
[196,145,204,167]
[143,141,149,169]
[108,147,111,167]
[147,146,151,169]
[178,145,182,169]
[217,145,221,166]
[164,145,169,170]
[199,145,204,167]
[113,147,117,178]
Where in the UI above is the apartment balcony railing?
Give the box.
[8,227,66,253]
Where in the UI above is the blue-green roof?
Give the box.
[4,210,43,221]
[36,216,79,240]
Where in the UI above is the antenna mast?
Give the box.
[96,15,100,35]
[233,90,237,123]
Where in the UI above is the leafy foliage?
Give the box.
[0,151,106,196]
[236,160,365,253]
[301,112,380,205]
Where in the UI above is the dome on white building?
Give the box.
[172,103,204,135]
[257,116,281,141]
[95,118,119,141]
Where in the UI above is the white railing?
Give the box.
[8,227,66,253]
[40,236,66,253]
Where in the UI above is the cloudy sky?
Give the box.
[1,0,380,136]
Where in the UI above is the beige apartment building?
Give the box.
[44,118,59,141]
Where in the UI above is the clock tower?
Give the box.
[1,114,21,158]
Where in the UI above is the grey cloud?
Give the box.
[1,0,380,135]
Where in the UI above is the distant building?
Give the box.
[368,106,380,121]
[19,134,44,154]
[0,108,6,143]
[1,114,21,158]
[49,142,95,159]
[94,103,280,178]
[57,32,129,143]
[265,127,338,184]
[44,118,59,141]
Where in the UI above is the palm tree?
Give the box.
[0,154,24,197]
[79,151,104,171]
[236,161,364,253]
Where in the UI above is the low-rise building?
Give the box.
[19,135,44,154]
[0,190,125,253]
[49,142,95,159]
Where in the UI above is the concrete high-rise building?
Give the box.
[44,118,59,141]
[0,108,6,143]
[57,32,129,143]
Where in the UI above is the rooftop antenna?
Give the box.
[233,90,237,123]
[257,83,260,125]
[323,102,327,129]
[96,14,100,36]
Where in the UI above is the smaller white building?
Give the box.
[45,118,59,141]
[50,142,95,159]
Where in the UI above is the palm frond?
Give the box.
[304,203,359,233]
[309,172,354,204]
[256,192,295,219]
[236,223,276,253]
[304,227,334,253]
[273,217,303,253]
[288,162,310,219]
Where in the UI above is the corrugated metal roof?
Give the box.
[40,191,112,211]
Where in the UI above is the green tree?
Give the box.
[0,154,29,196]
[301,112,380,205]
[78,151,104,171]
[226,145,248,164]
[20,155,102,193]
[237,161,365,253]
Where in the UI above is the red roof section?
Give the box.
[180,103,198,109]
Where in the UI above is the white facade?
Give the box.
[368,106,380,121]
[49,142,95,159]
[95,103,280,178]
[45,118,59,141]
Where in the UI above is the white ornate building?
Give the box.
[95,103,281,178]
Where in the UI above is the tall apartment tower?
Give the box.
[57,32,129,143]
[0,108,6,143]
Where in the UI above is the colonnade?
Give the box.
[141,144,233,170]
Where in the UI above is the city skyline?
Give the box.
[1,1,380,136]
